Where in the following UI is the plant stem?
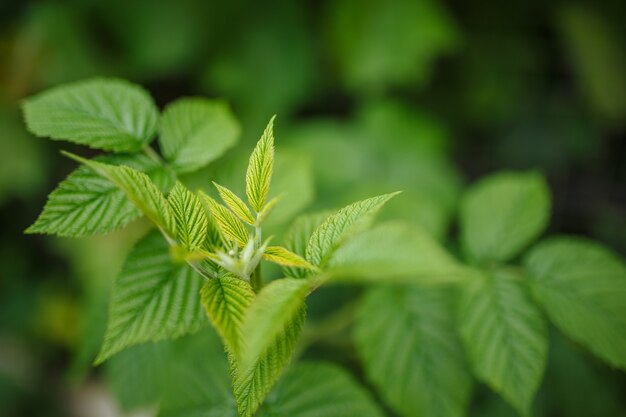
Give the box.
[250,264,262,292]
[143,145,163,164]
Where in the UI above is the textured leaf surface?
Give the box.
[525,237,626,370]
[263,246,317,270]
[246,116,275,212]
[458,269,548,416]
[214,181,255,224]
[283,212,329,278]
[199,191,250,247]
[23,78,158,152]
[258,362,384,417]
[68,153,176,237]
[460,171,550,263]
[234,308,305,417]
[239,278,311,371]
[96,231,206,363]
[306,192,400,267]
[26,154,171,237]
[201,275,254,354]
[355,286,472,417]
[168,182,208,252]
[159,98,240,174]
[329,222,470,285]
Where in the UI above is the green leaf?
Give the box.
[263,246,317,270]
[96,231,206,364]
[214,181,256,225]
[167,182,208,252]
[66,152,176,238]
[234,307,305,417]
[159,98,240,174]
[283,212,330,278]
[25,153,172,237]
[22,78,159,152]
[524,237,626,370]
[460,171,550,263]
[246,116,275,212]
[257,362,384,417]
[239,278,311,371]
[199,191,250,247]
[354,286,472,417]
[306,192,400,268]
[329,222,471,285]
[200,275,254,355]
[458,269,548,416]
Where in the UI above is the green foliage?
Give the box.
[159,98,240,174]
[306,192,401,267]
[355,286,472,417]
[26,154,169,237]
[262,246,316,270]
[96,231,206,363]
[458,269,548,416]
[23,78,159,152]
[200,192,250,247]
[460,171,550,263]
[213,182,256,225]
[525,237,626,369]
[168,182,208,252]
[246,116,275,212]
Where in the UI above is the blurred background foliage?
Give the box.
[1,0,624,416]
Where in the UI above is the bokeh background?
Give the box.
[1,0,624,416]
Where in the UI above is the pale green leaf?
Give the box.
[96,231,206,364]
[458,269,548,416]
[159,98,240,174]
[306,192,400,268]
[524,237,626,370]
[199,191,250,247]
[246,116,275,212]
[355,286,472,417]
[23,78,158,152]
[329,221,472,285]
[213,181,255,225]
[460,171,550,263]
[257,362,384,417]
[263,246,317,270]
[201,275,254,355]
[234,308,305,417]
[26,153,172,237]
[66,152,176,238]
[168,182,208,252]
[283,212,330,278]
[239,278,311,370]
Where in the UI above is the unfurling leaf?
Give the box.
[263,246,317,270]
[306,192,401,267]
[213,181,256,225]
[246,116,275,212]
[168,182,208,252]
[23,78,159,152]
[199,191,250,247]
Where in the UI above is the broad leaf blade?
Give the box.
[329,222,471,285]
[66,152,176,238]
[524,237,626,370]
[460,171,550,263]
[214,181,255,225]
[168,182,208,252]
[23,78,158,152]
[257,362,384,417]
[283,212,330,278]
[263,246,317,270]
[26,154,172,237]
[159,98,240,174]
[199,191,250,247]
[96,231,206,363]
[201,275,254,355]
[246,116,275,212]
[306,192,400,267]
[355,286,472,417]
[458,269,548,416]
